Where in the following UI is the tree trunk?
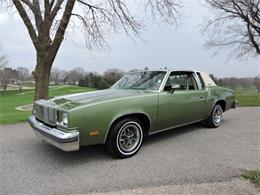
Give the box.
[3,85,6,94]
[19,84,22,93]
[33,51,52,100]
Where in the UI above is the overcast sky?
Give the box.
[0,0,259,78]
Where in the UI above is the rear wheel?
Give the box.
[204,104,223,128]
[106,117,143,158]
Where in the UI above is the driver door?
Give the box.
[156,71,207,131]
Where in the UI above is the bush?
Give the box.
[79,74,110,89]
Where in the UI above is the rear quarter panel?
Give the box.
[206,86,235,114]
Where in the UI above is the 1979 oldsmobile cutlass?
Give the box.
[29,70,237,158]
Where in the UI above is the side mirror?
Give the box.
[164,85,172,92]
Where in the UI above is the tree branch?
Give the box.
[50,0,64,22]
[204,0,260,58]
[51,0,76,61]
[247,22,260,54]
[12,0,39,50]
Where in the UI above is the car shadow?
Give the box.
[143,122,205,146]
[38,143,111,163]
[36,121,208,164]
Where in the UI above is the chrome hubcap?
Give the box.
[118,123,141,153]
[213,106,222,125]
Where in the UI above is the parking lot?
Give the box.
[1,107,259,194]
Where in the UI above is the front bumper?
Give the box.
[28,115,79,152]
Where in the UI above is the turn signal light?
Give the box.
[89,130,100,136]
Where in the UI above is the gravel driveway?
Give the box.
[0,107,259,194]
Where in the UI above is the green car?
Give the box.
[29,70,237,158]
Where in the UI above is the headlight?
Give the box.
[57,111,69,127]
[62,112,68,126]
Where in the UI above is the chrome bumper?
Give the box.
[28,115,79,152]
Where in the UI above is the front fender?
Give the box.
[103,111,152,143]
[69,94,158,146]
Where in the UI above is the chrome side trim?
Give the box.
[148,119,204,135]
[28,115,79,152]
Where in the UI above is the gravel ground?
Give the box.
[0,107,260,194]
[89,179,259,195]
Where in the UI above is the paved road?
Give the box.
[1,108,260,194]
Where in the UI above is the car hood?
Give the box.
[51,89,156,110]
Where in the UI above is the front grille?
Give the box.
[48,107,55,123]
[35,100,56,126]
[35,104,44,121]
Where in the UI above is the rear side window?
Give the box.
[196,72,205,89]
[166,72,198,90]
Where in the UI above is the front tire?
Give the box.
[106,117,143,158]
[204,104,223,128]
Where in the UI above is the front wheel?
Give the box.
[106,118,143,158]
[204,104,223,128]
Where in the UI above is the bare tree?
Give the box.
[59,69,69,84]
[253,76,260,93]
[204,0,260,58]
[0,67,17,94]
[0,48,9,93]
[103,68,124,85]
[50,67,63,84]
[1,0,181,100]
[214,76,255,89]
[65,67,85,85]
[16,66,30,92]
[0,69,9,94]
[0,46,8,69]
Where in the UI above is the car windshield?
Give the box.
[112,71,166,91]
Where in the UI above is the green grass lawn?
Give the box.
[243,170,260,186]
[0,86,95,124]
[0,86,259,124]
[235,87,260,107]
